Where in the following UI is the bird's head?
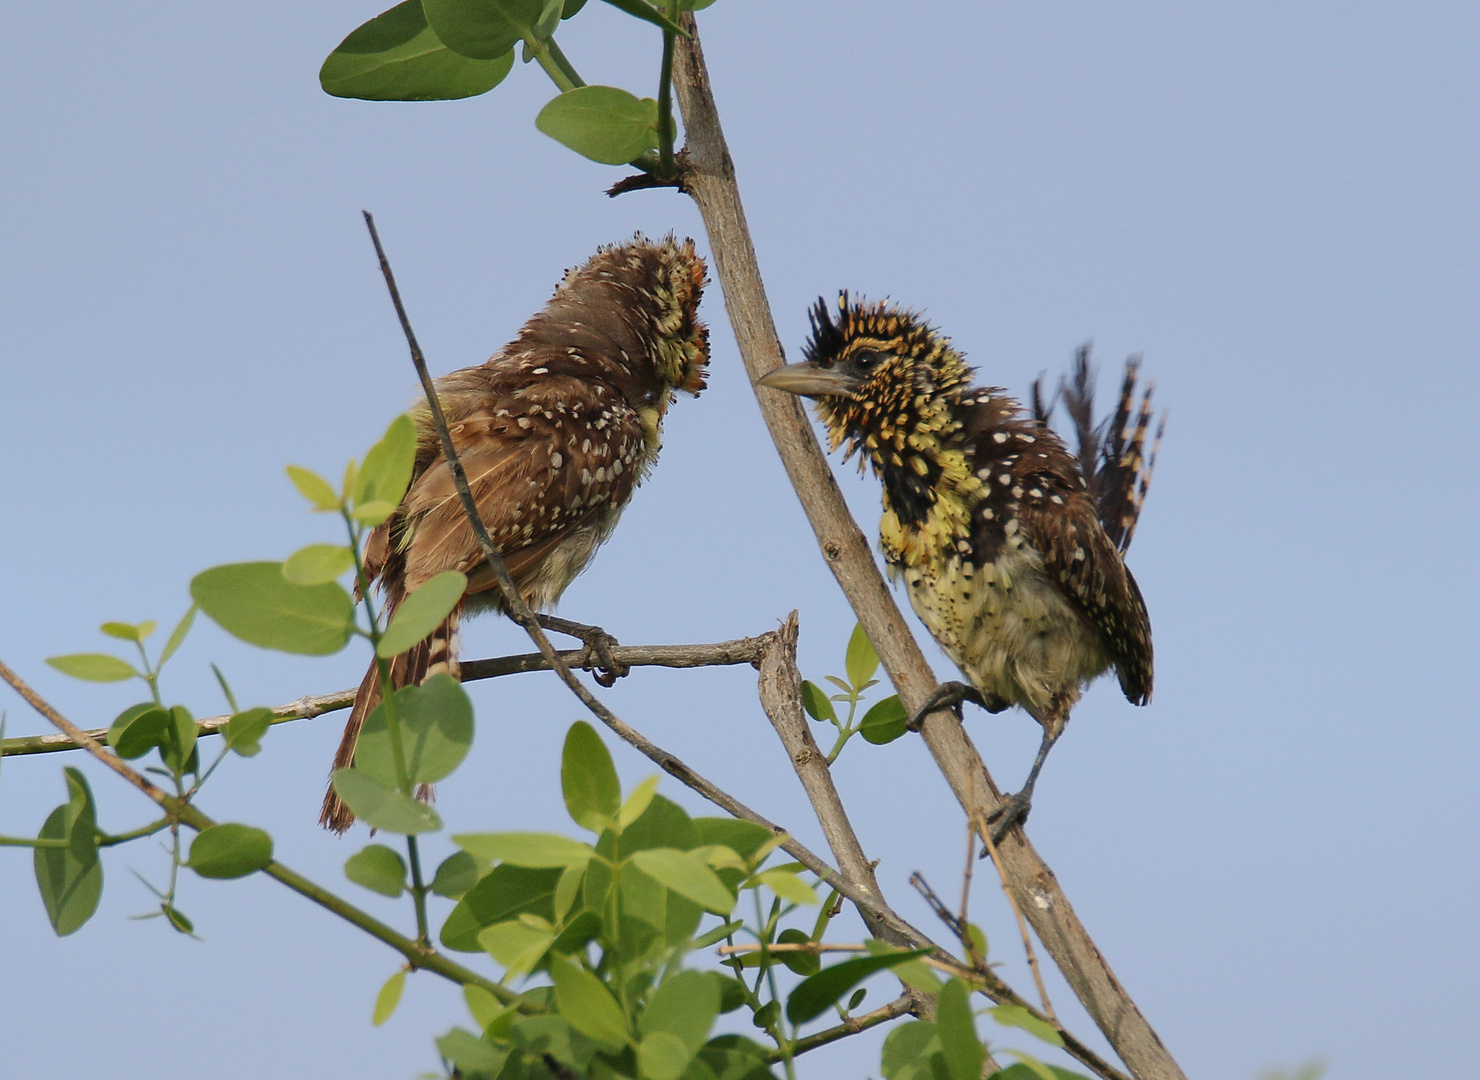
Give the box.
[760,294,974,460]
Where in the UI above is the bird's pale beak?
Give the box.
[758,362,862,399]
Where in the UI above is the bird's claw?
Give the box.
[907,681,989,731]
[981,792,1032,851]
[584,629,629,687]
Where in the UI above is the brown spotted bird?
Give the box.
[321,236,709,833]
[760,296,1157,833]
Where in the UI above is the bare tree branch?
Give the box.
[672,17,1185,1080]
[2,636,771,758]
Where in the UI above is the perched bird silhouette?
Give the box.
[322,236,710,833]
[761,296,1159,834]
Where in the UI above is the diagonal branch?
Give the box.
[2,636,770,758]
[672,17,1185,1080]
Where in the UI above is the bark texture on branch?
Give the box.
[673,19,1184,1080]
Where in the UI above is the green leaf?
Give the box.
[441,863,562,952]
[423,0,543,60]
[548,954,629,1049]
[988,1004,1063,1048]
[345,843,408,897]
[536,86,658,165]
[100,620,154,643]
[620,794,699,854]
[378,572,467,658]
[617,774,659,828]
[45,653,137,683]
[776,928,821,976]
[165,704,199,775]
[283,544,356,586]
[628,848,734,914]
[784,949,929,1025]
[223,707,274,757]
[332,768,443,834]
[479,918,556,975]
[436,1026,509,1074]
[188,823,273,879]
[464,983,507,1029]
[163,905,196,935]
[373,971,406,1026]
[935,979,985,1080]
[848,987,868,1011]
[356,413,417,510]
[455,831,595,868]
[860,695,909,745]
[755,869,819,906]
[33,768,101,936]
[158,604,197,666]
[639,969,719,1054]
[693,818,775,864]
[191,562,355,655]
[638,1032,691,1080]
[597,0,688,36]
[694,1035,776,1080]
[553,862,585,922]
[881,1021,940,1080]
[562,721,621,832]
[107,703,170,760]
[356,675,474,785]
[799,680,836,723]
[432,850,482,898]
[285,464,341,510]
[845,623,879,688]
[351,499,399,525]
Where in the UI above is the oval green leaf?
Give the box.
[373,971,406,1026]
[286,464,341,510]
[535,86,657,165]
[423,0,542,60]
[432,850,482,898]
[936,978,986,1080]
[756,868,820,907]
[356,413,417,509]
[100,620,154,643]
[988,1004,1064,1048]
[223,706,275,757]
[191,562,355,655]
[188,823,274,879]
[33,769,101,937]
[332,768,443,834]
[548,954,629,1049]
[108,703,169,759]
[453,831,595,868]
[378,572,467,658]
[356,674,474,785]
[440,863,562,952]
[799,680,836,723]
[845,622,879,687]
[638,1031,691,1080]
[346,843,408,897]
[784,949,930,1025]
[283,544,356,585]
[323,0,516,101]
[45,653,137,683]
[562,721,621,832]
[628,848,734,915]
[776,928,821,976]
[860,694,909,745]
[478,919,556,976]
[639,970,719,1054]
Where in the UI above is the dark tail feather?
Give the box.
[319,607,461,834]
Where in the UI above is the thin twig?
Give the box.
[2,636,770,757]
[672,18,1183,1079]
[976,809,1057,1025]
[784,993,914,1059]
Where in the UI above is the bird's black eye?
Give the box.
[852,349,882,373]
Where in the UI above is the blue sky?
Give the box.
[2,2,1477,1078]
